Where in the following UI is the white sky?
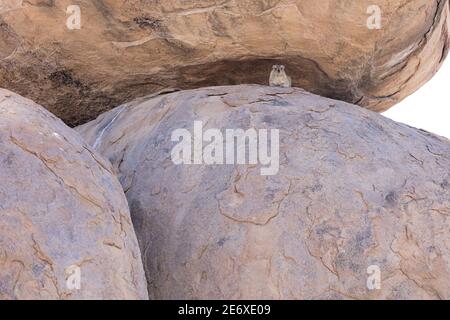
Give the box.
[383,58,449,140]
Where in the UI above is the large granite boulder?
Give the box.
[78,85,450,299]
[0,89,148,300]
[1,0,449,125]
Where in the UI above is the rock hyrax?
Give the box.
[269,65,292,88]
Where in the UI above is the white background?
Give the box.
[383,58,449,139]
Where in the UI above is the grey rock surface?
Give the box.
[0,89,148,300]
[78,85,450,299]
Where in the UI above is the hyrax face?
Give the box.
[272,65,286,73]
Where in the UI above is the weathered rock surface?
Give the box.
[78,85,450,299]
[0,89,148,300]
[1,0,449,126]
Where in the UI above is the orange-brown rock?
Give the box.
[0,89,148,300]
[1,0,449,126]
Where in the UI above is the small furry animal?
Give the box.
[269,65,292,88]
